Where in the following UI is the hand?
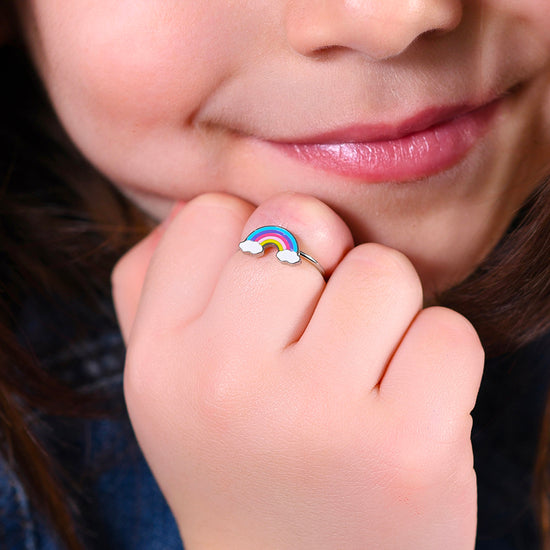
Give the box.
[112,192,484,550]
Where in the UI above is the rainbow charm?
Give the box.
[239,225,301,264]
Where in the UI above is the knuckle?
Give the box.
[403,307,484,414]
[351,242,419,281]
[244,192,354,271]
[252,192,332,221]
[186,192,254,223]
[188,191,248,210]
[340,243,423,304]
[418,306,485,366]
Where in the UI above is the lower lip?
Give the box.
[271,100,501,183]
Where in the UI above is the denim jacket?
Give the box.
[1,296,182,549]
[1,294,548,549]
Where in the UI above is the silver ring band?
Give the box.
[298,251,326,278]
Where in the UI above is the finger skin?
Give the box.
[297,242,423,391]
[122,191,354,439]
[111,224,164,344]
[114,192,354,348]
[239,192,354,279]
[375,307,483,550]
[379,305,485,424]
[202,193,354,348]
[128,193,254,340]
[117,192,480,550]
[112,201,186,343]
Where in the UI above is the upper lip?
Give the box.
[271,96,501,145]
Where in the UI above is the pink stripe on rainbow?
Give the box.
[244,226,299,253]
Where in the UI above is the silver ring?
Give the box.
[239,225,326,278]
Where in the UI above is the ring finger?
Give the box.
[199,192,353,351]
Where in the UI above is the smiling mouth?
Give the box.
[267,97,504,183]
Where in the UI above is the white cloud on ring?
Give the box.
[276,250,301,264]
[239,240,263,255]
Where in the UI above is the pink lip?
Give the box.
[270,99,502,182]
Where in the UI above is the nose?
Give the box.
[286,0,463,61]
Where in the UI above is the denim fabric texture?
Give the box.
[1,295,182,549]
[1,292,550,548]
[0,404,182,550]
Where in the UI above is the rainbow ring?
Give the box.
[239,225,325,278]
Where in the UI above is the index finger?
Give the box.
[127,193,254,341]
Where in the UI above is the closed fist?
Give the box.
[112,192,484,550]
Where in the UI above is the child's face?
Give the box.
[16,1,550,293]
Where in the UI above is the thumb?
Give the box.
[111,201,185,344]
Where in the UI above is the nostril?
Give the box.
[286,0,464,62]
[309,44,350,61]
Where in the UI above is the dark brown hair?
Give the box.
[2,7,550,550]
[0,40,151,549]
[439,178,550,357]
[438,178,550,549]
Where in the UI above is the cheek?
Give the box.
[29,1,239,144]
[487,0,550,45]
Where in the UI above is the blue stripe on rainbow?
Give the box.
[245,226,299,253]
